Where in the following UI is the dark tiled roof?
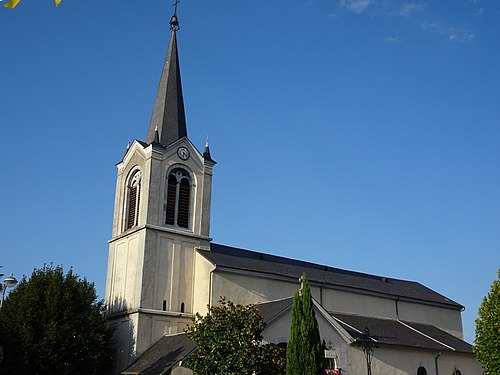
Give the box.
[122,333,195,375]
[331,313,473,353]
[255,297,293,324]
[404,321,473,353]
[201,243,462,309]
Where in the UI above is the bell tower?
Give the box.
[104,13,216,372]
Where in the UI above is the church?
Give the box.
[104,13,482,375]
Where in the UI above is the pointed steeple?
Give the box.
[146,14,187,146]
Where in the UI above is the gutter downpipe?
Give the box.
[208,265,216,307]
[435,352,441,375]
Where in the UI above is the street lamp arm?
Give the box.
[0,273,18,311]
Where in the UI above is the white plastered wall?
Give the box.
[142,230,199,312]
[398,300,464,339]
[193,252,214,315]
[210,271,464,338]
[106,231,145,312]
[211,271,300,305]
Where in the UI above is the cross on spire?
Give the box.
[172,0,180,15]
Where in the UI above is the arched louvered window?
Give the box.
[166,174,177,225]
[125,170,141,230]
[165,168,191,229]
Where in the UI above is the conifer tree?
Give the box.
[474,269,500,374]
[286,273,324,375]
[286,289,302,374]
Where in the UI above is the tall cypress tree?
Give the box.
[286,273,324,375]
[286,289,302,374]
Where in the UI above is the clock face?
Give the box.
[177,146,190,160]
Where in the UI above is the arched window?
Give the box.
[125,170,141,230]
[417,367,427,375]
[165,168,191,229]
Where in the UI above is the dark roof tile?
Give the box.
[201,243,462,309]
[331,313,473,353]
[122,333,195,375]
[403,320,473,353]
[255,297,293,324]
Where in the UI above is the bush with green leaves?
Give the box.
[186,298,285,375]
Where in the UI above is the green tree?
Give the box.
[474,269,500,374]
[286,273,324,375]
[0,265,113,375]
[186,298,285,375]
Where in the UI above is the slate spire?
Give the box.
[146,13,187,146]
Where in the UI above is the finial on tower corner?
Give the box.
[203,135,216,163]
[154,120,161,144]
[170,0,180,31]
[123,140,132,160]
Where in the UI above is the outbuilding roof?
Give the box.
[331,312,473,353]
[122,333,195,375]
[255,297,294,324]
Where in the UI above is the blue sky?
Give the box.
[1,0,499,343]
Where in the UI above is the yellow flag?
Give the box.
[55,0,61,6]
[3,0,21,8]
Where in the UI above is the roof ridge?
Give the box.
[163,331,188,337]
[398,320,456,351]
[330,314,366,336]
[255,296,293,305]
[332,311,399,321]
[211,243,401,282]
